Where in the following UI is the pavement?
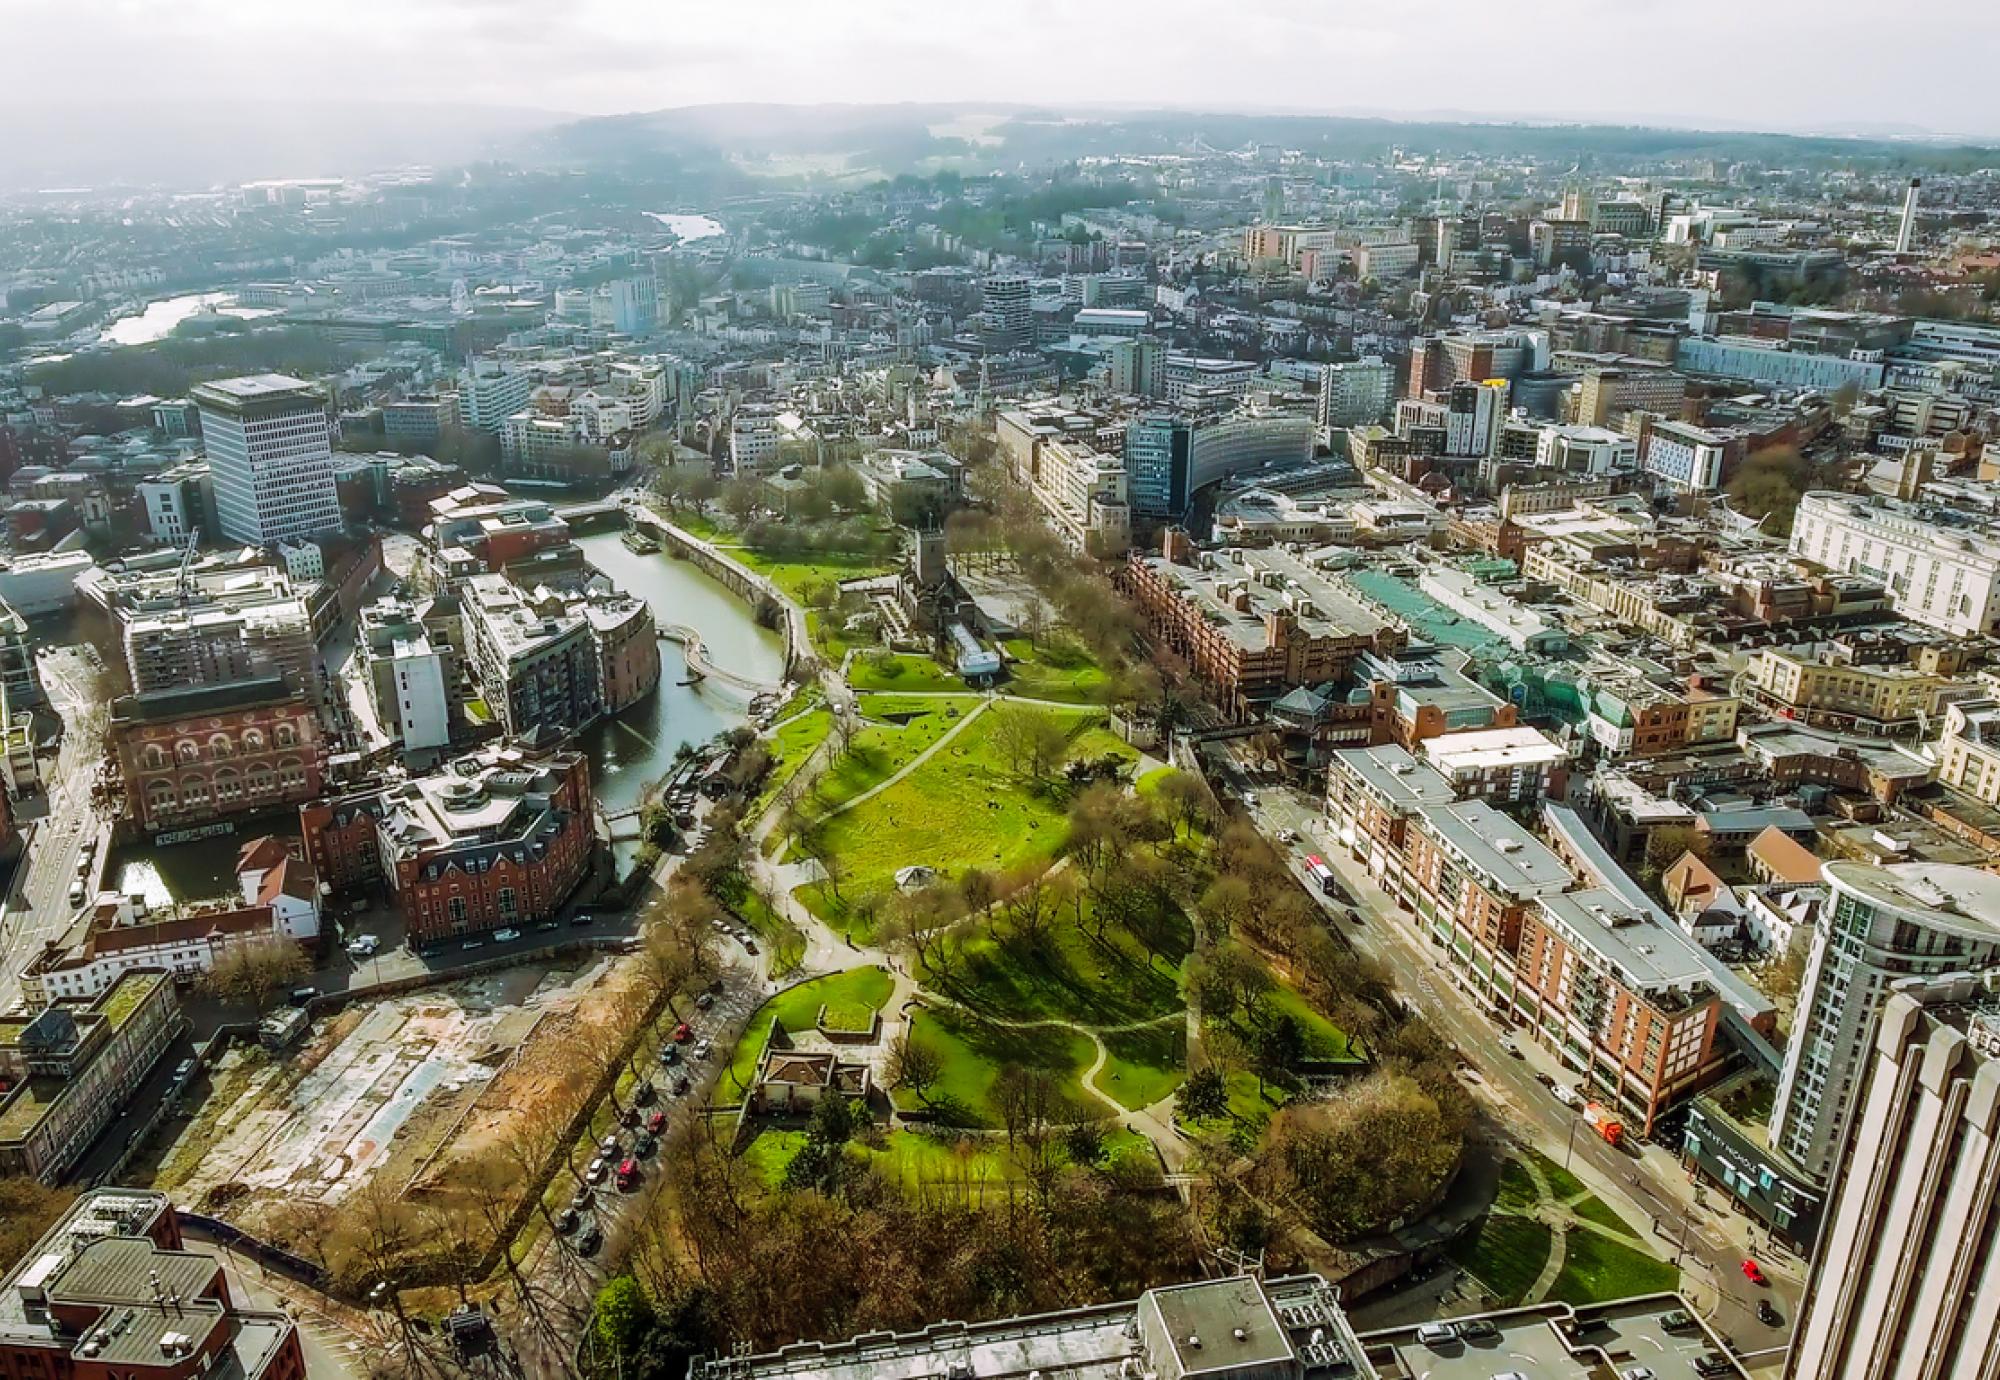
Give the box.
[0,644,112,1013]
[1224,761,1801,1364]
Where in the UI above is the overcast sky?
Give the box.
[7,0,1997,138]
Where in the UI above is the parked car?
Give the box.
[554,1207,578,1234]
[1456,1319,1498,1342]
[634,1081,656,1106]
[1694,1353,1735,1377]
[1757,1300,1782,1326]
[493,928,521,943]
[599,1135,620,1156]
[1661,1310,1697,1332]
[635,1132,657,1157]
[672,1023,692,1043]
[691,1039,713,1060]
[1415,1323,1456,1347]
[672,1075,691,1096]
[619,1104,640,1128]
[1552,1083,1581,1109]
[585,1157,607,1184]
[66,881,85,906]
[647,1111,667,1134]
[743,938,759,955]
[1742,1259,1766,1285]
[695,992,714,1010]
[1620,1369,1656,1380]
[658,1045,680,1066]
[575,1225,602,1256]
[616,1158,640,1190]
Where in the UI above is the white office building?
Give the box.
[389,635,452,752]
[1535,424,1638,478]
[458,357,537,432]
[1318,357,1395,430]
[1791,490,2000,637]
[1641,419,1729,492]
[192,375,342,547]
[1769,861,2000,1184]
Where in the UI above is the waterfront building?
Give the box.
[108,678,326,837]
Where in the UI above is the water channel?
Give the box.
[108,524,785,901]
[100,292,277,346]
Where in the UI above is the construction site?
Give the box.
[134,952,653,1253]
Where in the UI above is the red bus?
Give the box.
[1304,855,1339,895]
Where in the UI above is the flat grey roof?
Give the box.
[1333,743,1457,809]
[1417,799,1573,897]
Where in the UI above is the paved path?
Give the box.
[819,700,988,819]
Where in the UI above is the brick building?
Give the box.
[108,679,325,837]
[299,743,595,944]
[0,1188,306,1380]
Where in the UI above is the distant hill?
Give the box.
[528,101,2000,182]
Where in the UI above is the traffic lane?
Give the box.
[1243,787,1798,1352]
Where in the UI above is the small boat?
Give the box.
[621,530,660,555]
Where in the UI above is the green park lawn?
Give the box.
[810,697,982,812]
[1448,1213,1554,1307]
[1097,1021,1187,1110]
[1548,1227,1679,1303]
[722,967,896,1100]
[669,511,893,602]
[847,652,965,694]
[1001,638,1112,704]
[933,895,1191,1028]
[892,1006,1097,1128]
[790,706,1124,940]
[740,1123,1154,1190]
[752,706,833,817]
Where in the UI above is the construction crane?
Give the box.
[176,526,200,606]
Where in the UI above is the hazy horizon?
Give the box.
[7,0,1999,141]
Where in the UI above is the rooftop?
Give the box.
[1825,861,2000,939]
[1332,744,1458,810]
[1416,799,1573,898]
[1423,726,1567,775]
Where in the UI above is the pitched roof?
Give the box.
[1749,825,1823,885]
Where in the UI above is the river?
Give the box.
[101,292,277,346]
[569,528,785,852]
[645,212,725,243]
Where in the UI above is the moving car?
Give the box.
[1552,1083,1581,1109]
[1757,1299,1782,1326]
[1742,1259,1766,1285]
[493,927,521,943]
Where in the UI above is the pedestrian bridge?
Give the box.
[659,622,786,696]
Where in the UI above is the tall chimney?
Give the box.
[1897,178,1922,255]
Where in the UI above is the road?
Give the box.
[0,645,111,1013]
[1221,759,1801,1362]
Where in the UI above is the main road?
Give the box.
[1215,751,1800,1365]
[0,645,112,1013]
